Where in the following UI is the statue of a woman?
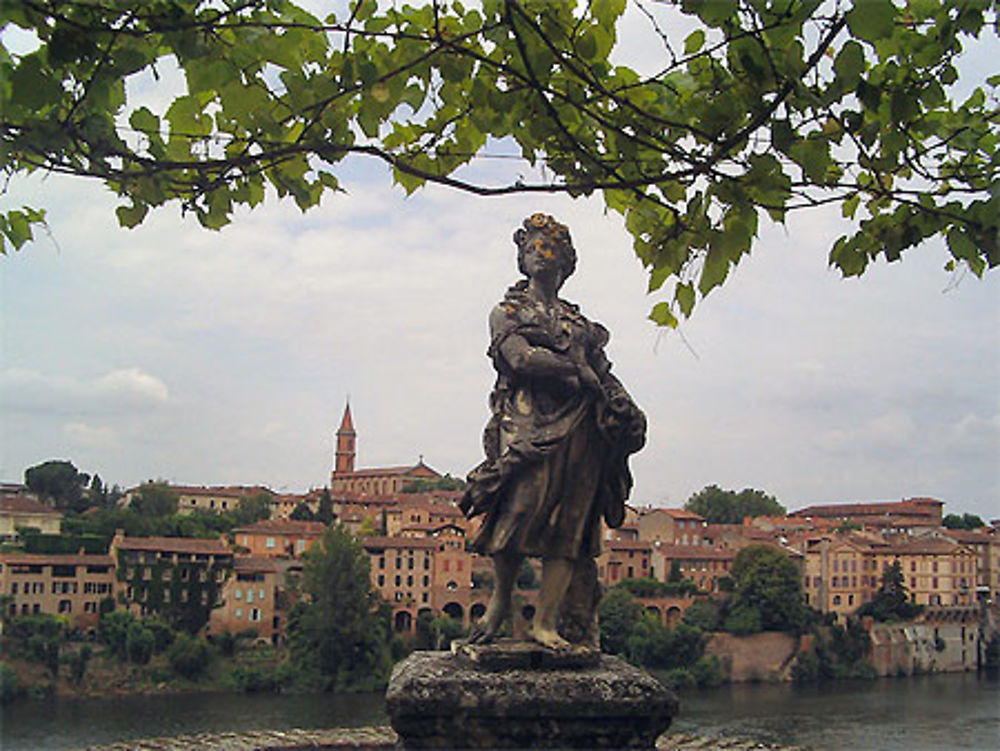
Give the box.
[461,213,646,650]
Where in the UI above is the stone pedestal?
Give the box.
[385,641,677,749]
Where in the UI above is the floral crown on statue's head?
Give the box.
[514,213,576,280]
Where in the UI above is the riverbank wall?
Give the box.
[704,631,801,682]
[869,608,982,676]
[702,604,991,682]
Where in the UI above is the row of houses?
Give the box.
[4,483,996,640]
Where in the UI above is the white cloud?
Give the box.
[1,367,168,415]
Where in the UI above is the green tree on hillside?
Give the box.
[290,502,317,521]
[1,1,995,322]
[234,492,273,525]
[24,460,90,512]
[128,481,180,517]
[287,525,392,691]
[685,485,785,524]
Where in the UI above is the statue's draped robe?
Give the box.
[461,283,646,559]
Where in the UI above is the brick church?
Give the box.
[330,403,442,495]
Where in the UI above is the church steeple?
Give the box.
[334,401,356,475]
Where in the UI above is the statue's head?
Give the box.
[514,213,576,287]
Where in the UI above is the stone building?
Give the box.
[233,518,326,559]
[0,552,114,629]
[0,492,63,540]
[110,532,234,626]
[209,556,279,643]
[789,497,944,533]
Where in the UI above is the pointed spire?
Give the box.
[338,400,355,435]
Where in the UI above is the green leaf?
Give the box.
[847,0,896,44]
[684,30,706,55]
[699,245,730,296]
[842,194,861,219]
[2,210,32,248]
[789,139,831,184]
[833,41,865,88]
[591,0,627,28]
[676,282,696,318]
[115,202,149,228]
[648,301,678,328]
[9,54,63,111]
[129,107,160,136]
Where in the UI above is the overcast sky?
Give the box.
[1,4,997,520]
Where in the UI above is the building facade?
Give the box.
[0,552,114,629]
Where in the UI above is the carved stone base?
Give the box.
[385,647,678,749]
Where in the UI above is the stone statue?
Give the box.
[460,213,646,651]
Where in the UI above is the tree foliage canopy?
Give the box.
[1,0,996,322]
[24,459,89,512]
[685,483,785,523]
[942,512,986,530]
[128,480,180,516]
[287,524,392,691]
[727,542,808,632]
[856,560,923,621]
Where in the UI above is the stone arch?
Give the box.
[394,610,413,632]
[521,604,536,622]
[645,605,662,623]
[470,602,487,621]
[443,602,464,621]
[666,606,682,627]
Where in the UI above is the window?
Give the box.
[10,583,16,594]
[259,589,265,600]
[235,608,243,618]
[266,537,276,549]
[833,595,841,605]
[247,590,255,603]
[296,539,306,553]
[235,589,242,600]
[378,575,385,586]
[379,557,385,569]
[250,608,261,622]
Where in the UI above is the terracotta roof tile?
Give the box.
[361,536,440,551]
[0,553,113,566]
[234,556,279,573]
[114,536,231,555]
[0,495,61,516]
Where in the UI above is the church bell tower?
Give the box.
[334,401,356,476]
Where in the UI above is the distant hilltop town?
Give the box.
[1,402,997,657]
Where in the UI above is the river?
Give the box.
[1,672,996,750]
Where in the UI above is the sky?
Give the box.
[1,4,998,521]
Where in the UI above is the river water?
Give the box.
[1,672,996,750]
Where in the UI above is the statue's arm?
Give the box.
[489,306,577,380]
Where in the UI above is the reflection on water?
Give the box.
[1,672,996,751]
[0,691,388,751]
[666,672,999,750]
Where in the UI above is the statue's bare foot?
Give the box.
[527,623,570,650]
[469,604,507,644]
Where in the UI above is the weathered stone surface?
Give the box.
[453,638,601,671]
[386,650,677,749]
[84,726,808,751]
[84,726,399,750]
